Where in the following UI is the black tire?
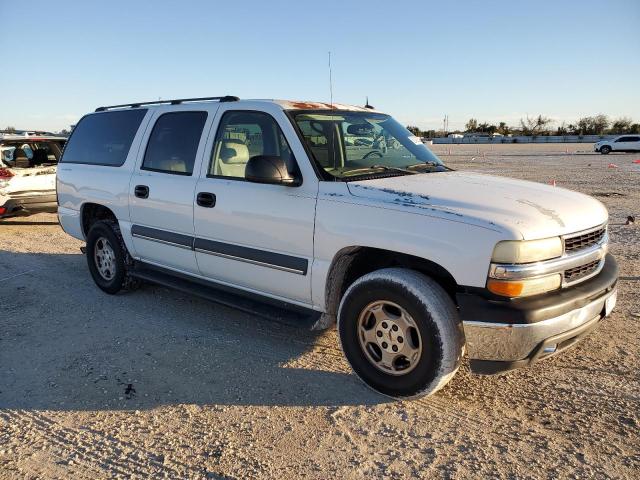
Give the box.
[85,219,139,294]
[600,145,611,154]
[338,268,464,399]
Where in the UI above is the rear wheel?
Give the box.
[338,268,464,399]
[86,220,139,294]
[600,145,611,154]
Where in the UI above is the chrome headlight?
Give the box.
[488,237,564,297]
[492,237,563,264]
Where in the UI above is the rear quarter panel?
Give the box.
[56,110,153,246]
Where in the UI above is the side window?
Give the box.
[61,109,147,166]
[616,137,631,142]
[209,111,296,179]
[142,111,207,175]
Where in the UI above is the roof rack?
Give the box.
[95,95,239,112]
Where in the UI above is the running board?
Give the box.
[131,263,321,329]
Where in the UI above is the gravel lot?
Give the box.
[1,144,639,479]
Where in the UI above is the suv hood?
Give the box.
[346,171,608,240]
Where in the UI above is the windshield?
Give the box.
[292,111,443,179]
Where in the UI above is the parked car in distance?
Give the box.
[57,96,618,399]
[594,135,640,154]
[0,133,66,218]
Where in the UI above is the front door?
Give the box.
[193,107,317,305]
[129,107,215,273]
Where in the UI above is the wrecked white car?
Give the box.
[0,134,66,218]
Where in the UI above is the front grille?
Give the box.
[564,227,606,253]
[564,259,601,283]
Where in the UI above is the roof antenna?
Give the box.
[328,51,333,108]
[364,96,374,109]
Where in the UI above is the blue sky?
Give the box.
[1,0,638,131]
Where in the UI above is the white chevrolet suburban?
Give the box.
[57,97,618,398]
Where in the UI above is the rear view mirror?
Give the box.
[245,155,299,186]
[347,123,374,136]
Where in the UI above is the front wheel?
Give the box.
[600,145,611,154]
[338,268,464,399]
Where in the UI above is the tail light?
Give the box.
[0,167,14,178]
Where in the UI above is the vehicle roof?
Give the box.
[0,134,67,142]
[270,99,379,112]
[93,97,382,114]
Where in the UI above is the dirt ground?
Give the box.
[1,144,639,479]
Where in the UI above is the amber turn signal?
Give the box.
[487,274,562,298]
[487,279,524,297]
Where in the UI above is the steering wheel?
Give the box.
[362,150,384,160]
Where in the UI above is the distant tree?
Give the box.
[520,115,552,136]
[3,126,16,132]
[576,115,609,135]
[591,114,609,135]
[576,117,590,134]
[477,122,490,133]
[465,118,478,132]
[610,117,632,134]
[424,129,437,138]
[555,121,568,136]
[406,125,421,136]
[566,123,578,135]
[630,123,640,134]
[497,122,510,135]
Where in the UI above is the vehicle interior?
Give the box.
[292,111,442,179]
[0,140,65,168]
[209,111,298,179]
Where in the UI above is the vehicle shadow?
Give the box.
[0,220,59,225]
[0,250,387,411]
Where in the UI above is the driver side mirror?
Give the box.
[245,155,300,186]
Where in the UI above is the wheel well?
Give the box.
[81,203,117,237]
[325,247,458,315]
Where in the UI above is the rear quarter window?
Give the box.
[61,109,147,166]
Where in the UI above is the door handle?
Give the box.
[134,185,149,199]
[197,192,216,208]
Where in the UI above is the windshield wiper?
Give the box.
[369,165,417,175]
[407,162,455,172]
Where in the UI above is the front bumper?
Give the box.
[458,254,618,374]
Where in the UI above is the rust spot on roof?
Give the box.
[289,101,337,110]
[279,100,371,112]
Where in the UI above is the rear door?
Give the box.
[613,136,632,151]
[129,105,216,273]
[625,136,640,151]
